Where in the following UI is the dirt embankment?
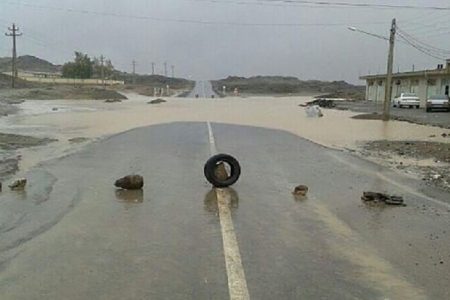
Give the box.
[0,86,127,101]
[211,76,365,99]
[360,140,450,192]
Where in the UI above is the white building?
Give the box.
[360,59,450,107]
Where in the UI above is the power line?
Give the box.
[397,27,450,54]
[260,0,450,10]
[396,31,446,60]
[0,1,386,27]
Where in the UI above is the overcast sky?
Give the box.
[1,0,450,83]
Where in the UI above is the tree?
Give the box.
[92,56,115,79]
[62,52,93,79]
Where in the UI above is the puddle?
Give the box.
[204,188,239,213]
[115,189,144,203]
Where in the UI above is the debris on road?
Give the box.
[301,98,336,108]
[292,185,308,196]
[104,99,122,103]
[114,175,144,190]
[68,137,89,143]
[204,154,241,188]
[9,178,27,190]
[305,105,324,118]
[361,191,406,206]
[148,98,167,104]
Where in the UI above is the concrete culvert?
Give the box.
[114,175,144,190]
[204,154,241,188]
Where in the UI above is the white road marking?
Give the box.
[207,121,218,154]
[207,122,250,300]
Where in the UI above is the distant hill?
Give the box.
[0,55,61,73]
[211,76,365,99]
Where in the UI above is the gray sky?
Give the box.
[1,0,450,83]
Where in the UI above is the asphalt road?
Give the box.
[335,101,450,129]
[188,81,218,98]
[0,122,449,299]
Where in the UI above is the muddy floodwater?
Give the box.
[0,94,447,175]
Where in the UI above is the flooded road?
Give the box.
[188,81,217,98]
[0,122,449,299]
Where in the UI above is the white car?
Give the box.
[393,93,421,109]
[426,95,450,112]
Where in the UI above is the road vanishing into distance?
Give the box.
[0,122,449,299]
[188,81,218,98]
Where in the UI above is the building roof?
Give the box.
[360,67,450,80]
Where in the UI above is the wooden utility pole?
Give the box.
[151,62,155,75]
[132,60,136,84]
[100,55,105,89]
[383,18,396,121]
[164,61,168,77]
[171,65,175,78]
[5,23,22,88]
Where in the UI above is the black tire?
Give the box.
[204,153,241,188]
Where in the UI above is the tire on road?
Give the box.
[204,153,241,188]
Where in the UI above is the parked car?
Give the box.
[393,93,421,108]
[426,95,450,112]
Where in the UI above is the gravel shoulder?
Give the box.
[358,140,450,192]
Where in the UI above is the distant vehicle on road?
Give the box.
[426,95,450,112]
[393,93,420,109]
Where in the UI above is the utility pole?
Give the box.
[171,65,175,78]
[132,60,136,84]
[164,61,167,77]
[151,62,155,75]
[100,55,105,89]
[383,18,396,121]
[5,23,22,88]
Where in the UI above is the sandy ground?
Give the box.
[1,94,448,178]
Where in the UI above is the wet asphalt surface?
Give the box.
[0,122,449,299]
[335,101,450,129]
[187,81,218,98]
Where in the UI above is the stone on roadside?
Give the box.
[148,98,167,104]
[214,162,229,181]
[114,175,144,190]
[105,99,122,103]
[293,185,309,196]
[9,178,27,190]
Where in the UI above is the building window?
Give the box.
[368,81,374,86]
[378,80,383,86]
[427,79,436,85]
[395,80,401,85]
